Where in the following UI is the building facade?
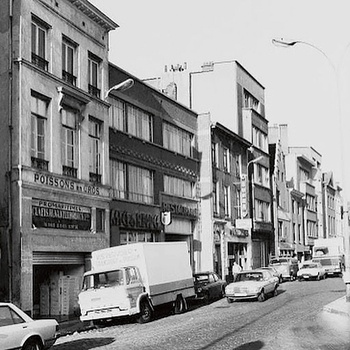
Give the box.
[0,0,117,317]
[107,64,199,270]
[198,114,251,279]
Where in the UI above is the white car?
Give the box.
[297,261,326,281]
[0,302,59,350]
[225,269,279,303]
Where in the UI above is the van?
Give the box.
[268,257,299,281]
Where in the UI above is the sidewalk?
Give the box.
[323,296,350,318]
[58,318,92,337]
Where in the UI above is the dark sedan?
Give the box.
[193,272,226,303]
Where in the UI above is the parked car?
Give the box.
[193,272,226,303]
[297,261,326,281]
[259,266,283,284]
[0,302,59,350]
[225,269,279,303]
[269,257,299,281]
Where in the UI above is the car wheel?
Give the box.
[22,339,43,350]
[137,300,153,323]
[258,290,266,302]
[203,291,210,304]
[227,297,234,303]
[273,287,278,297]
[219,287,225,299]
[317,273,321,281]
[279,276,283,284]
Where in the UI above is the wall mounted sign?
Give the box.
[33,172,100,196]
[110,209,162,230]
[32,199,91,230]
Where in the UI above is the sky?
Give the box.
[90,0,350,196]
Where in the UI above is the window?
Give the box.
[211,142,218,167]
[0,306,24,327]
[61,109,78,178]
[88,52,101,98]
[234,188,241,219]
[96,208,105,232]
[252,127,268,152]
[110,98,153,142]
[31,15,49,70]
[243,90,259,112]
[110,160,154,204]
[224,185,231,217]
[164,175,195,198]
[254,199,271,222]
[89,118,102,183]
[62,37,77,86]
[163,122,193,157]
[223,147,230,172]
[213,181,218,216]
[255,164,269,187]
[31,93,49,170]
[120,231,157,245]
[300,168,310,182]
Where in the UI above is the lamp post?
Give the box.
[272,37,350,302]
[104,78,134,99]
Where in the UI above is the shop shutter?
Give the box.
[33,252,86,265]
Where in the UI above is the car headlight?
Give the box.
[197,287,202,293]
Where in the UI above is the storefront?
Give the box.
[161,194,198,270]
[110,201,164,246]
[21,169,110,318]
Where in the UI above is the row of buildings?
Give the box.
[0,0,345,318]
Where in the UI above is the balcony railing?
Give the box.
[31,53,49,71]
[89,172,101,184]
[88,84,101,98]
[62,70,77,86]
[62,165,77,178]
[31,157,49,171]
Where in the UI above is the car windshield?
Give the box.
[301,263,318,269]
[270,259,288,265]
[82,269,124,290]
[236,272,263,282]
[194,275,209,283]
[313,258,337,266]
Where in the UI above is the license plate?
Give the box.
[235,293,247,296]
[303,276,309,278]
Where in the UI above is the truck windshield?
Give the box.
[82,270,124,290]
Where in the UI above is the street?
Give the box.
[53,277,349,350]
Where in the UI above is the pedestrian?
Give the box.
[232,260,242,281]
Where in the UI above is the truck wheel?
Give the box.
[174,295,186,314]
[137,300,152,323]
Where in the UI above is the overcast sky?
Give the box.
[90,0,350,195]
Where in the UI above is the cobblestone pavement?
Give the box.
[53,277,350,350]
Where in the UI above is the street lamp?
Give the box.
[272,37,350,302]
[247,156,263,168]
[104,78,134,99]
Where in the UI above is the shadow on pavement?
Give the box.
[53,337,115,349]
[232,340,264,350]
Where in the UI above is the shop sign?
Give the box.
[111,209,161,230]
[240,174,248,217]
[33,172,101,196]
[161,202,198,218]
[32,199,91,230]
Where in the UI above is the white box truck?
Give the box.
[78,242,195,324]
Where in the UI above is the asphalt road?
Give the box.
[54,277,349,350]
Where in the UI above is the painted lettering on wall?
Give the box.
[32,199,91,230]
[33,173,100,195]
[110,209,161,230]
[162,202,198,218]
